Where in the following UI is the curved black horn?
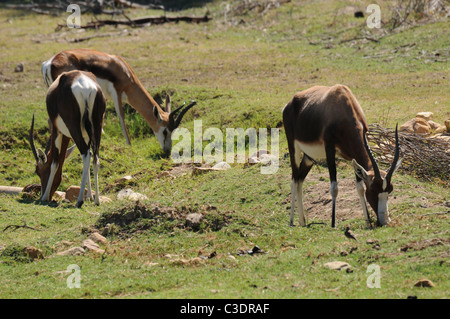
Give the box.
[29,115,39,163]
[168,101,196,131]
[385,124,400,182]
[363,130,381,180]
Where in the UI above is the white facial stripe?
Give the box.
[382,178,387,191]
[377,192,389,225]
[41,161,59,201]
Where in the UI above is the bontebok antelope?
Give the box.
[42,49,196,152]
[283,85,401,228]
[29,70,106,208]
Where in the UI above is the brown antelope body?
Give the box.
[283,85,401,228]
[42,49,196,153]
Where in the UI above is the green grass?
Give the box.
[0,1,449,299]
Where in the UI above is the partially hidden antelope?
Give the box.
[41,49,196,153]
[29,70,106,208]
[283,85,401,228]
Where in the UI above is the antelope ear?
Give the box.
[153,106,162,123]
[37,148,47,164]
[391,158,403,174]
[352,159,369,182]
[165,94,171,113]
[65,145,76,159]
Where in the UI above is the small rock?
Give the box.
[414,279,435,288]
[65,186,94,203]
[212,161,231,170]
[117,188,148,201]
[53,191,66,201]
[88,232,108,245]
[260,154,278,165]
[248,156,260,164]
[117,175,133,184]
[57,247,85,256]
[416,112,434,121]
[400,118,430,134]
[14,63,24,72]
[366,239,379,245]
[324,261,352,271]
[186,213,203,229]
[99,196,112,203]
[23,246,44,260]
[372,244,381,250]
[82,239,105,254]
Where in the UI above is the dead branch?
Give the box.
[57,14,212,30]
[68,30,129,43]
[3,222,41,232]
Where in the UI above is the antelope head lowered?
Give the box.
[42,49,196,153]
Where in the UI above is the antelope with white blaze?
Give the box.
[283,85,401,228]
[42,49,196,153]
[29,70,106,208]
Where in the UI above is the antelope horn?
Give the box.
[363,130,381,180]
[168,101,196,131]
[385,124,400,182]
[29,115,39,163]
[174,101,196,129]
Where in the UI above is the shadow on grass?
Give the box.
[17,197,64,209]
[157,0,215,11]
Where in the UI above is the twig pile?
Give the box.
[367,124,450,185]
[387,0,449,31]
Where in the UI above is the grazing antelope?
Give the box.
[283,85,401,228]
[41,49,196,152]
[29,70,106,208]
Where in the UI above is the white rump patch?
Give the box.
[41,56,55,87]
[70,74,98,144]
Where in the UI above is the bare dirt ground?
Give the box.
[285,172,446,225]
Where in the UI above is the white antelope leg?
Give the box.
[296,180,306,226]
[76,152,91,208]
[290,179,297,226]
[290,179,306,227]
[86,169,94,201]
[93,156,100,205]
[109,83,130,145]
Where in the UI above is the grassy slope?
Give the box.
[0,1,449,298]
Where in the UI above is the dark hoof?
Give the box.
[76,201,84,208]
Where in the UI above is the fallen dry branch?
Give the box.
[3,222,41,232]
[56,14,212,30]
[367,124,450,185]
[0,186,23,195]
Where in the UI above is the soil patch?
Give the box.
[400,238,450,252]
[96,202,232,236]
[286,172,409,224]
